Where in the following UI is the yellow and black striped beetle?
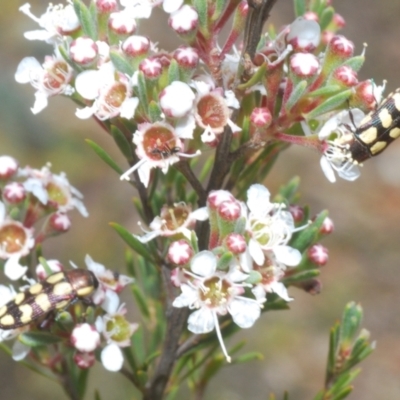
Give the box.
[348,88,400,163]
[0,269,98,330]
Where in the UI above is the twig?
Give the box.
[243,0,280,61]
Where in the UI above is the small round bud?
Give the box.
[70,37,98,65]
[225,233,246,254]
[122,35,150,57]
[250,107,272,128]
[108,11,136,35]
[308,244,329,266]
[207,190,235,210]
[289,205,304,223]
[351,80,379,111]
[217,199,241,221]
[289,52,319,77]
[0,156,18,179]
[327,35,354,58]
[333,13,346,29]
[320,216,334,234]
[303,11,318,22]
[3,182,26,203]
[71,324,101,353]
[139,58,163,79]
[173,46,199,69]
[300,278,322,295]
[168,5,198,35]
[160,81,195,118]
[168,240,193,265]
[74,352,96,369]
[95,0,117,13]
[332,65,358,87]
[49,213,71,232]
[287,18,321,52]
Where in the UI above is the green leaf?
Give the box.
[110,49,134,76]
[319,7,334,30]
[285,80,308,111]
[132,285,150,319]
[341,55,365,73]
[340,302,362,346]
[282,269,320,285]
[111,125,133,161]
[276,176,301,203]
[137,71,149,115]
[168,59,180,84]
[73,0,97,40]
[110,223,155,262]
[216,251,234,270]
[237,63,267,91]
[307,84,342,98]
[131,325,146,366]
[85,139,124,175]
[293,0,306,17]
[305,89,352,119]
[19,332,62,347]
[38,257,53,276]
[193,0,208,35]
[148,100,162,123]
[234,351,263,363]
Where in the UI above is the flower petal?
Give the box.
[187,308,215,333]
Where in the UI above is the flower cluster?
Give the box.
[136,184,331,361]
[0,155,87,280]
[0,255,136,372]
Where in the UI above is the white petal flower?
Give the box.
[101,343,124,371]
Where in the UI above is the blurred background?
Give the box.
[1,1,400,399]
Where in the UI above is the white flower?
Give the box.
[95,300,138,371]
[20,164,88,217]
[0,202,33,280]
[15,55,74,114]
[19,2,80,44]
[301,110,364,183]
[75,62,139,121]
[136,203,208,243]
[83,255,134,309]
[71,323,101,352]
[173,251,261,361]
[120,122,200,187]
[244,184,301,268]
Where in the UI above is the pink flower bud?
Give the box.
[290,53,320,77]
[225,233,246,254]
[71,323,100,353]
[122,35,150,57]
[168,5,198,35]
[70,37,98,65]
[173,46,199,69]
[0,156,18,179]
[49,213,71,232]
[250,107,272,128]
[308,244,329,266]
[95,0,117,13]
[332,65,358,87]
[207,190,235,210]
[160,81,195,118]
[109,11,136,35]
[320,216,334,234]
[327,35,354,58]
[217,200,241,221]
[74,351,96,369]
[287,18,321,52]
[139,58,163,79]
[168,240,193,265]
[3,182,26,203]
[289,205,304,223]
